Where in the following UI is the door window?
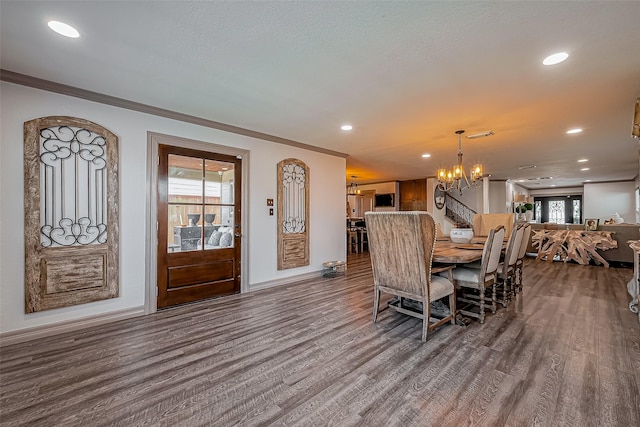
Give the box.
[167,154,235,252]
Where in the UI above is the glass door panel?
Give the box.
[204,160,235,204]
[167,154,205,253]
[168,204,202,252]
[548,200,565,223]
[168,154,203,204]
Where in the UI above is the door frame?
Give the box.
[145,132,250,314]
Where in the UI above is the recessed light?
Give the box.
[585,179,592,182]
[47,21,80,38]
[551,184,557,187]
[566,128,583,134]
[421,153,431,158]
[543,52,568,65]
[341,124,353,131]
[577,158,588,163]
[581,167,590,171]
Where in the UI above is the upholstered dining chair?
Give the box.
[472,213,515,238]
[514,223,532,295]
[365,211,456,342]
[447,225,505,324]
[495,223,525,307]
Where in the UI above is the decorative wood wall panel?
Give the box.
[277,159,309,270]
[24,116,119,313]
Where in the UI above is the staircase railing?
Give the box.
[444,193,476,228]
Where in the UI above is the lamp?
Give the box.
[436,130,484,193]
[348,175,361,195]
[513,193,527,203]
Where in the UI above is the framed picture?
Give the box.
[585,218,599,231]
[434,185,445,210]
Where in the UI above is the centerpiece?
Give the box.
[450,224,474,244]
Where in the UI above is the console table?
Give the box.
[532,229,617,267]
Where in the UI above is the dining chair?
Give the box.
[514,223,532,295]
[365,211,456,342]
[495,223,525,307]
[447,225,505,323]
[472,213,515,238]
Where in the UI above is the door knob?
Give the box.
[235,232,242,238]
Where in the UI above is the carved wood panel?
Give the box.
[24,116,119,312]
[277,159,309,270]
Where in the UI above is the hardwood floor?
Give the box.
[1,254,639,426]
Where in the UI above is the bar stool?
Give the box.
[347,229,359,253]
[359,228,368,252]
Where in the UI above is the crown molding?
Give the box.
[1,69,349,159]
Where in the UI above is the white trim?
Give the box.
[145,132,250,315]
[0,306,145,347]
[249,269,323,292]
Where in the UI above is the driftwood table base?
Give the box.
[532,229,617,267]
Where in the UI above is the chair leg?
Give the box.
[479,288,486,324]
[449,292,456,325]
[491,284,497,313]
[422,297,430,342]
[373,289,380,323]
[517,266,524,293]
[501,280,509,307]
[509,271,516,299]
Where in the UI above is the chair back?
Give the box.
[486,226,506,275]
[365,211,436,298]
[472,213,514,237]
[517,223,532,260]
[503,224,525,273]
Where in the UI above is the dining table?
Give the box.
[433,237,485,264]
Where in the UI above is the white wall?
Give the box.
[489,181,509,213]
[583,181,636,224]
[0,82,346,334]
[449,183,483,213]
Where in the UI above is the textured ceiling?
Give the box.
[2,1,639,189]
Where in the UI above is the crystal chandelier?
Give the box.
[437,130,484,193]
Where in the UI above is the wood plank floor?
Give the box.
[1,254,639,426]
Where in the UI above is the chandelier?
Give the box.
[436,129,484,193]
[348,175,361,195]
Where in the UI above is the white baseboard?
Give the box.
[249,269,323,292]
[0,306,145,347]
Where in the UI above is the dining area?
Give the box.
[365,211,531,341]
